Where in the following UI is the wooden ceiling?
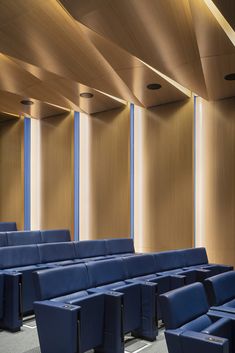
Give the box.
[0,0,234,118]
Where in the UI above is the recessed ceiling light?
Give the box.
[224,73,235,81]
[20,99,34,105]
[147,83,162,90]
[80,92,94,98]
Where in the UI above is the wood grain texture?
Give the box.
[40,112,74,238]
[134,99,194,253]
[0,118,24,229]
[80,106,130,239]
[195,97,235,268]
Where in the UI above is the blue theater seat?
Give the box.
[105,238,135,257]
[205,271,235,311]
[6,230,42,246]
[74,239,109,261]
[160,283,234,353]
[38,242,76,266]
[0,222,17,232]
[86,258,157,340]
[0,232,7,247]
[183,247,233,276]
[34,264,124,353]
[40,229,71,243]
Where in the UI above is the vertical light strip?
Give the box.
[74,111,80,241]
[79,113,91,240]
[134,105,144,252]
[195,97,205,247]
[24,117,31,230]
[130,103,134,239]
[30,118,41,230]
[194,96,197,247]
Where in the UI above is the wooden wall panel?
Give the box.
[80,106,130,239]
[134,99,194,252]
[196,97,235,267]
[0,118,24,229]
[40,112,74,237]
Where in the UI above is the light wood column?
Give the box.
[40,112,74,238]
[134,99,194,252]
[0,118,24,229]
[195,97,235,267]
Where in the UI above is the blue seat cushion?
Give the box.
[105,238,134,255]
[0,222,17,232]
[38,242,76,263]
[40,229,71,243]
[86,258,127,287]
[52,290,89,303]
[123,254,156,277]
[159,283,209,329]
[183,247,208,267]
[34,264,90,300]
[154,250,186,272]
[7,231,42,246]
[0,245,40,269]
[223,299,235,309]
[129,274,158,282]
[44,260,75,266]
[90,281,127,292]
[180,314,213,332]
[0,232,7,247]
[75,240,107,259]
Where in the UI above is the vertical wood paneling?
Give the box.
[134,99,194,252]
[80,106,130,239]
[0,118,24,229]
[196,97,235,267]
[40,112,74,238]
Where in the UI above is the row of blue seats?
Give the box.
[0,229,71,247]
[0,246,232,333]
[160,270,235,353]
[32,251,233,353]
[0,222,17,232]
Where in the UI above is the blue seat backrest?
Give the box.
[0,222,17,232]
[7,231,42,246]
[75,240,107,259]
[154,250,186,272]
[123,254,156,277]
[38,242,76,263]
[34,264,90,300]
[183,247,208,266]
[160,283,209,330]
[86,258,127,287]
[105,238,134,255]
[40,229,71,243]
[0,245,40,269]
[0,232,7,247]
[205,271,235,306]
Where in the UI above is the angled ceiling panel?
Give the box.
[212,0,235,31]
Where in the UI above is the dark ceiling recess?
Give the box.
[147,83,162,90]
[80,92,94,98]
[20,99,34,105]
[224,73,235,81]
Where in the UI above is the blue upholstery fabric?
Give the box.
[160,283,209,329]
[123,254,156,277]
[205,271,235,306]
[75,240,107,258]
[86,258,127,286]
[38,242,76,264]
[0,233,7,247]
[105,238,135,255]
[34,264,90,300]
[0,245,40,269]
[183,247,208,267]
[7,231,42,246]
[154,250,186,271]
[0,222,17,232]
[41,229,71,243]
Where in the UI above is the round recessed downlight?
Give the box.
[20,99,34,105]
[147,83,162,90]
[224,73,235,81]
[80,92,94,98]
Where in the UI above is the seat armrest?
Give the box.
[196,269,211,281]
[170,275,186,289]
[180,330,229,353]
[0,272,3,319]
